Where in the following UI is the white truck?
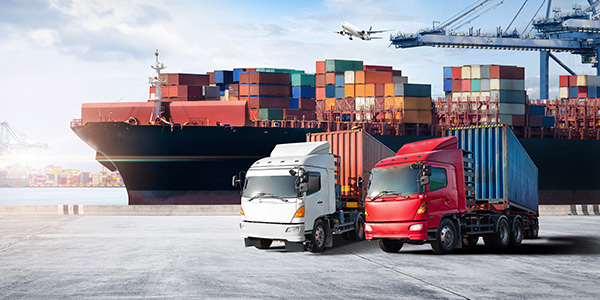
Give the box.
[233,141,365,252]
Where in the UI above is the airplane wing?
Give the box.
[334,30,349,36]
[368,36,383,39]
[367,29,393,34]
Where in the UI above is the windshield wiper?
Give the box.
[248,193,289,202]
[370,190,403,201]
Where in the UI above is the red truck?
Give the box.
[364,125,539,254]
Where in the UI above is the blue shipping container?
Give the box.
[528,105,545,116]
[325,85,336,98]
[292,86,316,99]
[445,125,538,213]
[542,116,555,127]
[289,98,299,109]
[569,86,578,99]
[335,87,345,99]
[443,67,453,79]
[233,68,245,82]
[402,83,431,97]
[443,79,453,92]
[335,75,345,87]
[588,86,598,98]
[214,71,234,84]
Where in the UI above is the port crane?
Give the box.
[390,0,600,100]
[0,121,47,166]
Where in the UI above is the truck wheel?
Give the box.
[492,217,510,249]
[351,214,366,241]
[462,236,479,247]
[255,239,272,249]
[525,219,539,239]
[307,219,326,253]
[431,218,458,254]
[377,239,403,253]
[509,218,524,247]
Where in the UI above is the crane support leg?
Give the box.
[548,53,576,76]
[540,51,549,100]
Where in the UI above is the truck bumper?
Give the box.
[240,221,305,242]
[365,221,428,241]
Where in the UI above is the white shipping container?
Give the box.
[452,92,461,102]
[461,66,471,79]
[559,87,569,99]
[480,91,491,100]
[577,75,587,87]
[471,65,481,79]
[498,103,526,115]
[460,92,469,102]
[470,92,481,101]
[344,71,355,84]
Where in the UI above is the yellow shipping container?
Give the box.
[325,97,336,111]
[365,84,375,97]
[355,84,366,97]
[398,97,432,110]
[403,110,432,124]
[384,96,398,109]
[384,83,395,97]
[345,84,355,98]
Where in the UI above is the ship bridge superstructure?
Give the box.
[390,0,600,100]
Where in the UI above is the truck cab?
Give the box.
[238,141,337,252]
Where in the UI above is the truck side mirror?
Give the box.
[420,175,430,186]
[298,182,308,193]
[357,177,363,188]
[232,175,239,187]
[422,165,432,176]
[298,168,309,183]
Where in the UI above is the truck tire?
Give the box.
[431,218,458,254]
[462,236,479,247]
[492,216,510,249]
[377,239,403,253]
[525,218,539,239]
[256,239,272,249]
[306,219,327,253]
[350,214,366,241]
[509,218,524,247]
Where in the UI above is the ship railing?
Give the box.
[70,119,82,127]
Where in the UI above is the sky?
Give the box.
[0,0,595,172]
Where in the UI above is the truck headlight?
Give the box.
[408,224,423,231]
[365,224,372,232]
[286,226,301,233]
[240,222,247,230]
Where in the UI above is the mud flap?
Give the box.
[325,223,333,248]
[285,241,305,252]
[244,237,260,247]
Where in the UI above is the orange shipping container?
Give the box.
[399,97,432,110]
[239,84,250,96]
[402,110,432,124]
[316,74,326,87]
[306,130,395,201]
[355,84,366,97]
[364,71,393,84]
[365,84,375,97]
[316,87,326,100]
[239,72,250,84]
[355,71,366,84]
[345,84,355,98]
[384,83,395,97]
[384,96,399,109]
[325,97,336,111]
[316,61,326,74]
[325,72,339,85]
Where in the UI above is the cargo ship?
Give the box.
[71,54,600,205]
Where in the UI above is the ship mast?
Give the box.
[149,49,167,124]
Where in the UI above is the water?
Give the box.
[0,187,128,205]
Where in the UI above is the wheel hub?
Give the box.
[440,225,454,248]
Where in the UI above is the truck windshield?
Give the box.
[243,176,298,198]
[367,165,420,198]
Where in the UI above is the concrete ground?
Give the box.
[0,216,599,299]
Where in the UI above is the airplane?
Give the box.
[335,21,393,41]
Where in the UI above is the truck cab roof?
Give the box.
[250,141,334,170]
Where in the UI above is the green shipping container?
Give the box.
[471,79,481,92]
[258,108,284,120]
[291,74,316,86]
[325,59,363,73]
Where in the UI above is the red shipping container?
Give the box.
[208,72,215,84]
[249,84,291,97]
[375,84,385,97]
[306,130,395,201]
[569,75,578,87]
[335,98,354,111]
[170,101,248,126]
[528,115,543,127]
[316,61,326,74]
[177,85,204,99]
[363,65,393,72]
[461,79,471,92]
[316,74,326,87]
[578,86,587,98]
[248,97,290,109]
[299,109,316,120]
[249,72,289,85]
[364,71,393,84]
[239,96,249,102]
[452,67,462,79]
[228,83,239,97]
[239,72,250,84]
[490,65,524,79]
[249,108,259,121]
[82,102,154,123]
[512,115,526,127]
[325,72,339,85]
[375,96,385,110]
[239,84,249,96]
[452,79,462,92]
[168,74,210,86]
[298,98,317,110]
[284,109,300,119]
[392,70,402,76]
[316,87,326,100]
[559,75,570,87]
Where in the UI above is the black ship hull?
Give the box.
[73,122,600,205]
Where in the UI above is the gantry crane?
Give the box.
[390,0,600,100]
[0,121,47,156]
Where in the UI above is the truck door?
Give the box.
[303,170,328,231]
[426,165,458,228]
